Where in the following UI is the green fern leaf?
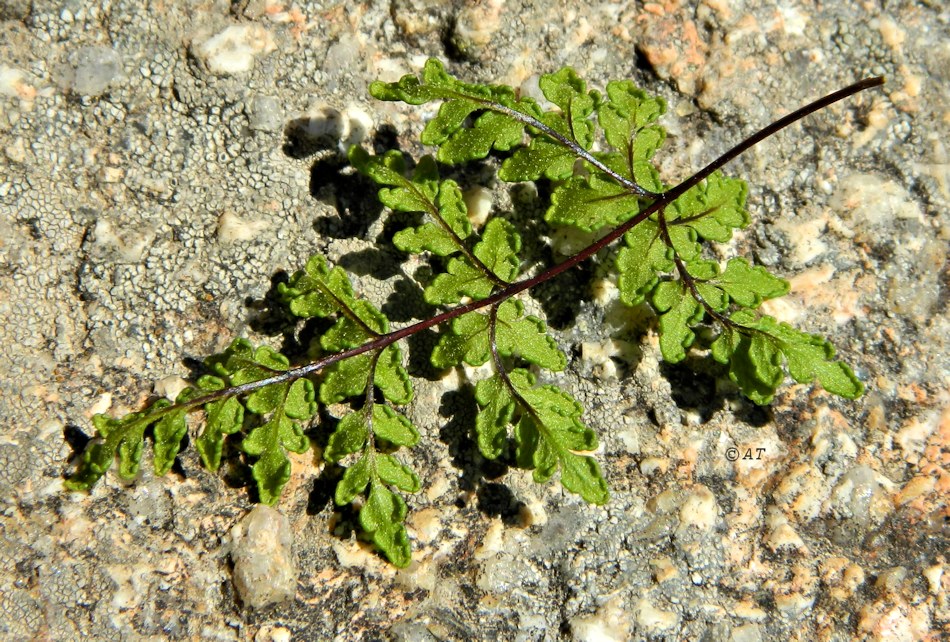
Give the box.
[616,219,674,306]
[712,257,790,308]
[278,255,383,328]
[350,148,474,257]
[375,454,421,492]
[64,435,117,490]
[425,218,521,304]
[241,415,304,505]
[66,396,196,489]
[538,67,600,143]
[209,340,316,504]
[431,300,565,370]
[226,343,293,414]
[332,434,418,567]
[320,355,370,404]
[151,403,187,476]
[431,310,491,367]
[508,370,598,452]
[371,405,420,447]
[183,375,245,471]
[667,223,702,262]
[69,60,876,572]
[474,217,521,282]
[370,59,539,164]
[66,408,152,489]
[712,311,864,404]
[325,406,418,462]
[684,257,721,281]
[652,280,705,363]
[360,481,412,567]
[239,378,314,505]
[277,255,349,320]
[320,301,388,351]
[499,68,600,182]
[370,58,498,107]
[546,171,642,232]
[375,345,413,404]
[597,80,666,184]
[436,109,532,164]
[475,369,608,504]
[425,256,494,305]
[320,345,411,405]
[325,412,368,463]
[348,148,438,211]
[710,324,785,405]
[668,172,749,242]
[284,378,318,420]
[474,375,516,459]
[335,454,371,504]
[392,180,472,257]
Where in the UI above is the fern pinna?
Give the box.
[67,60,880,567]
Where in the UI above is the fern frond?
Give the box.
[68,59,881,569]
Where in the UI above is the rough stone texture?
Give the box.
[0,0,947,640]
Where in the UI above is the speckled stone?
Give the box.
[1,0,947,639]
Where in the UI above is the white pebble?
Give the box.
[228,505,297,608]
[464,186,492,227]
[0,65,36,99]
[677,485,718,532]
[193,25,276,75]
[217,211,270,244]
[154,376,190,402]
[70,46,122,96]
[90,218,154,262]
[636,598,679,632]
[341,105,374,148]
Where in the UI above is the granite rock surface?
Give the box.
[0,0,947,640]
